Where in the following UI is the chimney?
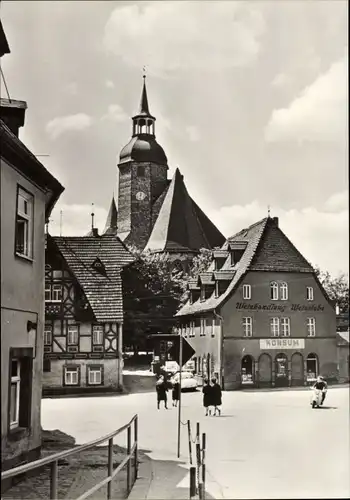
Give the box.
[92,228,99,237]
[272,217,279,227]
[0,99,27,137]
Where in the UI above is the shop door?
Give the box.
[291,353,304,386]
[241,355,254,386]
[258,354,272,388]
[275,353,289,387]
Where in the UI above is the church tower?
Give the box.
[117,76,169,249]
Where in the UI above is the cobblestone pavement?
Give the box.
[2,430,140,500]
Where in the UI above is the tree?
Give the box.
[121,247,185,353]
[314,266,349,313]
[178,247,216,304]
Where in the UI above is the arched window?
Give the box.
[275,353,288,379]
[306,353,318,381]
[280,282,288,300]
[270,282,279,300]
[241,355,254,384]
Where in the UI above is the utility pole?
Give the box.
[177,333,183,458]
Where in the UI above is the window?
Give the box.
[43,359,51,373]
[64,366,79,385]
[67,325,78,345]
[270,317,280,337]
[52,284,63,302]
[200,287,206,302]
[10,359,21,429]
[200,318,205,336]
[280,317,290,337]
[186,323,191,337]
[243,284,251,300]
[280,282,288,301]
[307,317,316,337]
[87,366,102,385]
[205,317,213,336]
[242,317,253,337]
[92,325,103,345]
[270,282,279,300]
[307,287,314,301]
[15,187,34,258]
[44,326,52,345]
[45,284,51,301]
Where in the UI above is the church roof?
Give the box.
[103,197,118,235]
[176,216,317,317]
[50,233,134,322]
[119,135,168,165]
[144,168,225,254]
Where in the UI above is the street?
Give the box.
[41,386,349,499]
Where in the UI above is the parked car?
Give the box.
[171,371,198,392]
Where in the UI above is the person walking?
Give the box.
[156,375,168,410]
[211,378,222,416]
[172,377,180,407]
[202,379,213,416]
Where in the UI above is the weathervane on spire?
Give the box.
[143,65,146,79]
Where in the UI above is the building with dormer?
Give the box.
[43,229,133,396]
[114,77,225,270]
[176,216,338,390]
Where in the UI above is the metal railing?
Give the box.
[1,414,138,500]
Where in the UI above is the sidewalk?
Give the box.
[129,452,224,500]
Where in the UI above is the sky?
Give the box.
[1,0,348,276]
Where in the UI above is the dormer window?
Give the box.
[200,286,206,302]
[228,241,247,267]
[92,258,106,276]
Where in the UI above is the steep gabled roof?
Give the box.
[0,20,10,57]
[144,168,225,253]
[51,234,134,322]
[103,197,118,235]
[176,216,316,317]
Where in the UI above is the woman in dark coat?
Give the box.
[172,379,180,407]
[156,375,168,409]
[211,378,222,416]
[202,379,213,416]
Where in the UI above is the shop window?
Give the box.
[306,353,318,381]
[15,187,34,259]
[64,366,80,385]
[67,325,78,345]
[280,282,288,301]
[9,352,32,430]
[275,353,288,379]
[307,317,316,337]
[280,317,290,337]
[242,317,253,337]
[270,317,280,337]
[92,325,103,345]
[270,282,279,300]
[243,284,251,300]
[87,366,103,385]
[241,355,254,384]
[307,287,314,301]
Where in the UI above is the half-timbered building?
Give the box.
[43,225,133,395]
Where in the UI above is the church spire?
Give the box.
[132,74,156,137]
[139,74,150,115]
[103,197,118,235]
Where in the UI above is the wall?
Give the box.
[1,158,46,465]
[221,271,337,390]
[338,343,349,383]
[43,358,121,392]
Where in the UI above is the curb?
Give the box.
[128,455,153,500]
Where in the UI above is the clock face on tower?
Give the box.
[136,191,146,201]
